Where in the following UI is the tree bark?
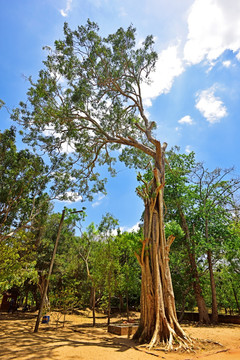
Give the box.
[134,145,192,350]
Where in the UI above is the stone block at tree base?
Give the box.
[108,324,138,336]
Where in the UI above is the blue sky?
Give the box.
[1,0,240,231]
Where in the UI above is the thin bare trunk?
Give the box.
[207,249,218,323]
[92,287,96,327]
[107,292,111,326]
[126,290,129,321]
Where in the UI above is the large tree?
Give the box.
[13,21,191,349]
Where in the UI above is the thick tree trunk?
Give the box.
[207,249,218,323]
[134,147,192,350]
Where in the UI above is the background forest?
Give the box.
[1,124,239,322]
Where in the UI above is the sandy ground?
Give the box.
[0,311,239,360]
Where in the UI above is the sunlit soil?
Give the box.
[0,310,239,360]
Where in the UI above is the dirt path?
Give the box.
[0,312,239,360]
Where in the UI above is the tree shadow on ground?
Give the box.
[0,315,138,360]
[0,311,37,321]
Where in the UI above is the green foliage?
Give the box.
[0,127,51,241]
[164,148,240,313]
[0,230,38,291]
[50,213,142,312]
[0,99,5,110]
[12,20,159,201]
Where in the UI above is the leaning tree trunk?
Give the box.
[134,146,192,350]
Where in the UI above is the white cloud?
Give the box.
[185,145,191,154]
[178,115,194,125]
[57,191,82,203]
[59,141,76,153]
[60,0,72,17]
[43,124,76,154]
[127,222,140,232]
[141,45,184,107]
[92,194,106,208]
[184,0,240,65]
[121,222,140,233]
[236,51,240,61]
[195,86,227,124]
[222,60,231,68]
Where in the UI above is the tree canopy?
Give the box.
[12,20,161,196]
[0,127,50,241]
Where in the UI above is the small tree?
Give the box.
[78,222,99,326]
[114,230,141,318]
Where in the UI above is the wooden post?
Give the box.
[34,209,65,333]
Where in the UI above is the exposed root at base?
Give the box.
[200,338,224,347]
[145,325,195,352]
[143,337,196,353]
[137,336,225,355]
